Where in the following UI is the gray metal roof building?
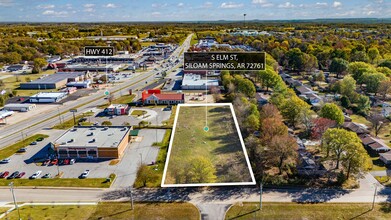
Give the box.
[20,72,85,89]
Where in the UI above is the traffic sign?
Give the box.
[104,90,110,96]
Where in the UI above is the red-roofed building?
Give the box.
[142,90,184,105]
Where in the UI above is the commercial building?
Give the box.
[29,92,67,103]
[142,89,184,105]
[3,103,36,112]
[181,73,220,90]
[70,55,136,63]
[53,126,132,159]
[106,104,129,115]
[63,64,122,72]
[20,72,86,89]
[66,80,91,88]
[7,65,28,72]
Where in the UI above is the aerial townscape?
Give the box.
[1,0,391,219]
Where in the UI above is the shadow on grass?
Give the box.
[96,208,133,219]
[348,209,372,220]
[226,208,260,220]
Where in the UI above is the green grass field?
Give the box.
[97,94,135,109]
[131,110,147,117]
[164,105,252,185]
[3,202,200,220]
[225,202,391,220]
[0,134,49,160]
[52,111,94,129]
[0,174,115,188]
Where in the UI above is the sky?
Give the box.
[0,0,390,22]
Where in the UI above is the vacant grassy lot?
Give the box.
[4,202,199,220]
[89,202,200,220]
[164,105,252,185]
[225,202,391,220]
[0,174,115,188]
[0,134,49,160]
[0,207,9,215]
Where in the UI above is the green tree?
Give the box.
[329,58,349,78]
[368,47,380,64]
[135,164,159,187]
[321,128,361,169]
[319,103,344,125]
[269,135,297,175]
[379,60,391,69]
[32,58,48,74]
[187,157,216,183]
[338,75,357,101]
[341,142,371,179]
[361,72,387,94]
[347,62,373,81]
[356,95,371,115]
[280,95,311,128]
[258,69,279,91]
[234,75,255,98]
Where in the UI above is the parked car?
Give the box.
[70,159,76,165]
[7,171,19,179]
[0,171,9,178]
[30,170,42,179]
[64,159,70,165]
[50,159,58,165]
[42,173,51,179]
[59,159,64,165]
[43,159,50,166]
[16,172,25,178]
[30,141,37,145]
[80,170,90,179]
[36,137,44,142]
[17,148,27,153]
[0,158,11,164]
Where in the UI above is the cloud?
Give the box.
[152,3,168,8]
[278,2,295,8]
[252,0,273,7]
[0,0,14,7]
[104,3,117,8]
[333,1,342,8]
[151,12,161,17]
[42,10,68,17]
[37,4,55,9]
[177,2,184,7]
[315,2,328,7]
[220,2,244,9]
[83,4,95,12]
[201,2,213,8]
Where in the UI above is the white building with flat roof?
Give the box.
[29,92,67,103]
[181,73,219,90]
[3,103,36,112]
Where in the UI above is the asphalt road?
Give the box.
[0,34,193,150]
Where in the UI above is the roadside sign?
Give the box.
[84,46,114,56]
[104,90,110,96]
[70,109,77,113]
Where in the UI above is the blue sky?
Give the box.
[0,0,390,22]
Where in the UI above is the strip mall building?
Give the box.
[52,126,131,159]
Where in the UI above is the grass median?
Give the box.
[0,134,49,160]
[225,202,391,220]
[52,111,94,130]
[3,202,200,220]
[0,174,116,188]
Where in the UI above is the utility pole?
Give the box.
[243,14,247,27]
[129,187,134,210]
[260,182,263,210]
[73,111,76,126]
[139,153,143,165]
[372,184,377,210]
[9,182,21,220]
[57,107,62,124]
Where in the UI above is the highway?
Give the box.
[0,34,193,149]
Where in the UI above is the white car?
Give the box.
[80,170,90,179]
[0,158,10,164]
[30,170,42,179]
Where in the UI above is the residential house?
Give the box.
[360,135,391,153]
[342,122,370,135]
[379,152,391,165]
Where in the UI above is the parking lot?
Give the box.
[0,128,165,187]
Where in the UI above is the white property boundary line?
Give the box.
[161,103,256,187]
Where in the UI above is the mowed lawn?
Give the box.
[225,202,391,220]
[4,202,200,220]
[165,105,252,184]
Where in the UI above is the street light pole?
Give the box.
[139,153,143,165]
[72,112,76,126]
[57,107,62,124]
[9,182,21,220]
[129,187,134,210]
[372,184,377,210]
[260,182,263,210]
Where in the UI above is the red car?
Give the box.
[50,159,58,165]
[0,171,9,178]
[16,172,25,178]
[64,159,70,165]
